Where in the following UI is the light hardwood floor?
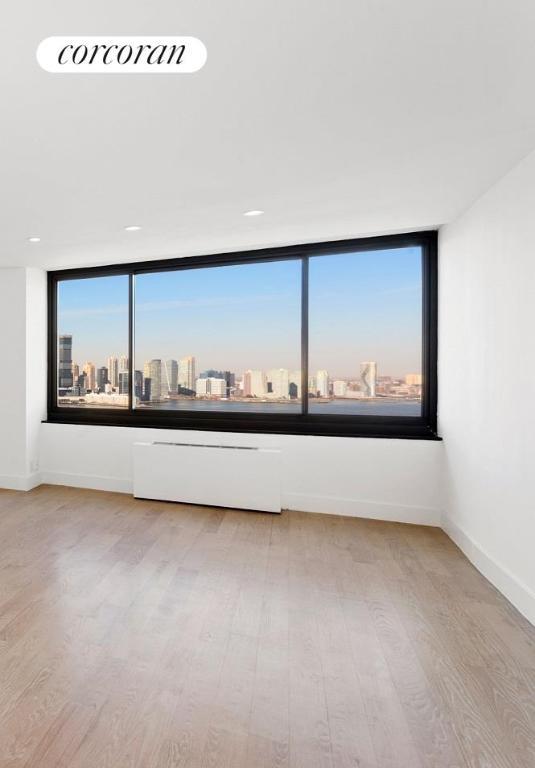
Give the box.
[0,485,534,767]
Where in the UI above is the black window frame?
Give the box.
[47,230,439,439]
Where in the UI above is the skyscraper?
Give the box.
[118,371,130,395]
[134,370,143,399]
[243,369,266,397]
[267,368,289,398]
[222,371,235,397]
[143,378,152,402]
[164,359,178,394]
[97,366,109,392]
[360,361,377,397]
[196,377,226,396]
[316,370,329,397]
[119,355,129,374]
[107,356,119,389]
[58,335,73,389]
[289,370,301,399]
[178,356,196,392]
[144,359,162,401]
[83,362,96,392]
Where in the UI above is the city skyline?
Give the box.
[57,246,422,379]
[58,333,422,407]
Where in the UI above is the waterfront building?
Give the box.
[178,356,196,391]
[316,370,329,397]
[143,359,162,400]
[267,368,289,398]
[360,361,377,397]
[83,362,96,392]
[97,366,109,392]
[58,335,73,389]
[107,356,119,389]
[164,359,179,393]
[243,369,266,397]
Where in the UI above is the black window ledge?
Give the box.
[43,411,441,441]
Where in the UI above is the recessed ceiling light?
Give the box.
[243,210,264,217]
[124,225,142,231]
[28,236,41,243]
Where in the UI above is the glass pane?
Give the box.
[57,275,129,408]
[308,247,422,416]
[134,260,302,413]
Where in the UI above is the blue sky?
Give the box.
[58,246,422,378]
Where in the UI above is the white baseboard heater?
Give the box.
[132,441,282,513]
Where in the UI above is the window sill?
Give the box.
[43,412,441,441]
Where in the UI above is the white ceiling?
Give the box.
[2,1,535,269]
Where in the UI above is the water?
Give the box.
[138,398,421,417]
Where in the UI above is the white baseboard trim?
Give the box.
[285,492,441,526]
[443,515,535,627]
[0,472,42,492]
[40,471,132,495]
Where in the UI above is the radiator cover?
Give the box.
[132,441,281,513]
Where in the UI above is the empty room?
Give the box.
[1,3,534,767]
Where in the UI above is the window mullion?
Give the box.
[128,273,134,413]
[301,256,309,416]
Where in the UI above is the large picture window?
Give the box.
[48,231,438,438]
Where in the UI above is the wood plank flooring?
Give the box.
[0,484,534,767]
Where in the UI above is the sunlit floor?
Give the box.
[0,485,533,767]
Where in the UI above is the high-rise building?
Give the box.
[196,378,208,396]
[243,369,266,397]
[210,378,226,396]
[134,370,143,399]
[143,359,162,400]
[83,362,96,391]
[196,377,227,397]
[72,363,79,382]
[58,335,73,389]
[360,361,377,397]
[118,371,130,395]
[289,370,301,399]
[223,371,235,397]
[316,370,329,397]
[143,377,152,402]
[164,359,178,393]
[267,368,289,398]
[333,380,347,397]
[178,356,196,391]
[119,355,129,374]
[97,366,109,392]
[107,356,119,389]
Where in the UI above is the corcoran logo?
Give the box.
[36,36,207,74]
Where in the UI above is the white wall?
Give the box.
[26,268,48,481]
[440,148,535,624]
[39,424,443,525]
[0,267,47,489]
[0,269,28,486]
